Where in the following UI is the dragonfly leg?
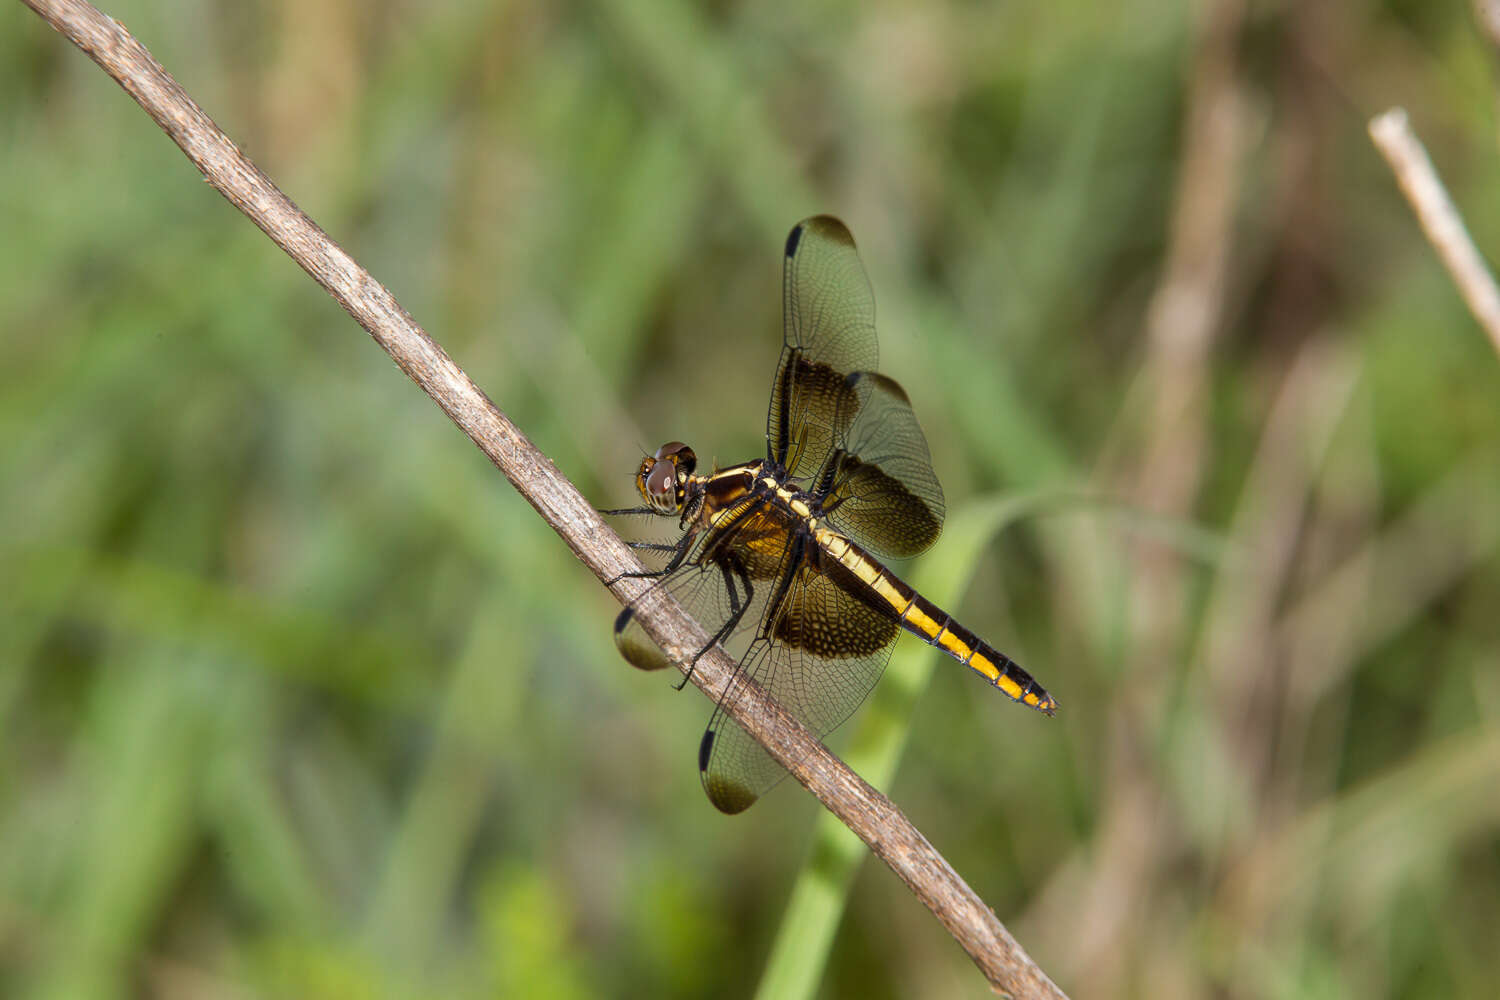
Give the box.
[676,556,754,692]
[628,541,681,552]
[604,533,698,587]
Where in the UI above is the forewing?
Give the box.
[821,372,946,560]
[767,216,880,478]
[614,552,747,673]
[699,555,901,814]
[613,499,789,672]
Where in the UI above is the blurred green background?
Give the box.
[4,0,1500,997]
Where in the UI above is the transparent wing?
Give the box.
[613,500,786,673]
[767,218,945,559]
[698,553,902,814]
[613,551,760,673]
[767,216,880,479]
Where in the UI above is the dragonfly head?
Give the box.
[636,442,697,516]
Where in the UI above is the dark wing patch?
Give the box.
[820,372,945,559]
[772,558,900,659]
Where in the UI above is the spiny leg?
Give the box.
[597,504,658,516]
[604,533,697,587]
[677,556,754,692]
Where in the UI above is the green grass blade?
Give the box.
[753,490,1063,1000]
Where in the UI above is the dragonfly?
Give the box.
[604,216,1055,813]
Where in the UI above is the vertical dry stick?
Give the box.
[1369,108,1500,359]
[17,0,1066,996]
[1129,0,1246,649]
[1058,0,1246,993]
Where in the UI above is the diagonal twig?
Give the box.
[1369,107,1500,358]
[16,0,1067,995]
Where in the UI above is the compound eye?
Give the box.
[654,442,696,476]
[644,457,678,501]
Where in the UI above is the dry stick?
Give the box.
[1060,0,1245,990]
[1369,108,1500,359]
[18,1,1066,996]
[1476,1,1500,58]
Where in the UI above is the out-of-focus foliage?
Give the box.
[2,1,1498,997]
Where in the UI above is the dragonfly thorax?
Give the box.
[636,442,697,516]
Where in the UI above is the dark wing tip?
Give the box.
[698,727,759,813]
[703,775,758,814]
[786,215,855,259]
[613,607,673,671]
[849,370,912,404]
